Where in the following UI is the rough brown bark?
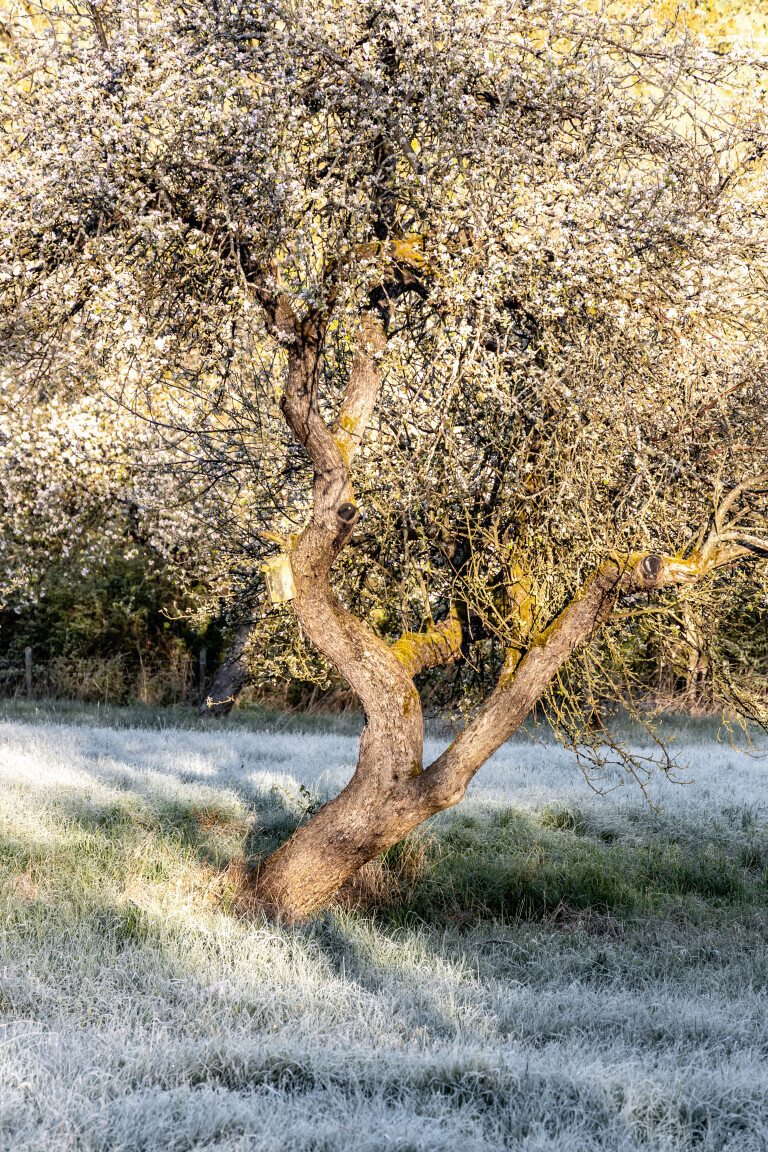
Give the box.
[246,307,431,916]
[244,552,685,919]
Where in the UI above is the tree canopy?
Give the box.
[4,0,767,702]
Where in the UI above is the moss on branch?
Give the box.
[390,606,463,678]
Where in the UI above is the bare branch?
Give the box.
[331,314,386,468]
[390,605,463,677]
[713,473,768,537]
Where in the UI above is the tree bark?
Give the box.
[245,307,429,915]
[198,622,252,717]
[241,292,755,921]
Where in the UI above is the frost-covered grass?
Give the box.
[2,706,768,1151]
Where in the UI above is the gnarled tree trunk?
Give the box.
[247,549,685,918]
[238,301,723,921]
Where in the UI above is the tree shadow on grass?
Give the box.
[331,804,768,932]
[47,787,768,931]
[6,743,768,939]
[10,756,314,879]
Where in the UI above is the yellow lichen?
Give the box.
[498,647,524,689]
[332,434,351,468]
[390,609,463,676]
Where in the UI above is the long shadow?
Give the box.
[0,719,358,871]
[6,712,768,936]
[23,771,307,875]
[18,752,768,926]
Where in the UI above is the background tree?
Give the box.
[0,336,230,699]
[2,0,768,917]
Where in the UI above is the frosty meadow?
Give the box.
[2,0,768,1142]
[2,709,768,1150]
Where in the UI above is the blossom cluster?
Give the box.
[0,0,766,702]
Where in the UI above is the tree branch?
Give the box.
[389,605,463,677]
[275,307,425,749]
[713,473,768,539]
[414,549,734,809]
[331,313,386,468]
[88,2,108,51]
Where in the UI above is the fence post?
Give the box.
[25,647,32,699]
[199,647,207,700]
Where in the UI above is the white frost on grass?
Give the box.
[1,717,765,820]
[1,715,768,1151]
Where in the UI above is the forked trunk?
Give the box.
[243,557,653,920]
[246,751,436,918]
[237,303,717,921]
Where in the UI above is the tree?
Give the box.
[2,0,768,918]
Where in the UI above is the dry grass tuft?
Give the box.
[118,861,240,918]
[221,855,257,910]
[334,833,434,913]
[2,866,45,904]
[188,805,250,836]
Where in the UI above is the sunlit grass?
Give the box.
[2,708,768,1150]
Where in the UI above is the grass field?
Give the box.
[1,703,768,1151]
